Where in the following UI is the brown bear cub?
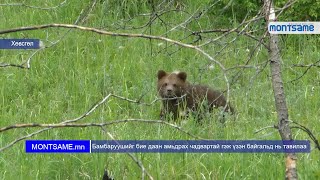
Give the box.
[157,70,234,121]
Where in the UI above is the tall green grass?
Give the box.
[0,0,319,179]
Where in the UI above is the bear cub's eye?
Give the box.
[173,83,177,87]
[164,83,168,86]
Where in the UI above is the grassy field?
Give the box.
[0,0,319,179]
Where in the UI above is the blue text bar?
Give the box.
[26,140,90,153]
[91,140,310,153]
[0,39,40,49]
[25,140,310,153]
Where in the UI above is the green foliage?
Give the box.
[276,0,320,21]
[101,0,150,18]
[207,0,261,25]
[206,0,320,24]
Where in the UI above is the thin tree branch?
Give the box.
[0,119,204,152]
[292,63,320,68]
[289,59,320,83]
[0,93,204,152]
[290,121,320,151]
[0,23,231,109]
[193,29,268,48]
[0,4,90,69]
[0,62,25,69]
[104,131,154,180]
[254,125,277,134]
[0,0,66,10]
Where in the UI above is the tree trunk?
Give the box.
[262,0,297,179]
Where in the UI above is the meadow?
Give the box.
[0,0,319,179]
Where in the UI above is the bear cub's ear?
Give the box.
[177,72,187,81]
[157,70,167,80]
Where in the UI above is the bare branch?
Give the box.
[62,93,113,124]
[289,59,320,83]
[0,3,92,69]
[0,24,198,49]
[0,93,204,152]
[292,64,320,68]
[229,30,269,87]
[0,0,66,10]
[105,131,154,180]
[77,0,97,24]
[162,7,201,36]
[0,62,25,69]
[24,49,43,69]
[290,121,320,151]
[254,125,277,134]
[255,119,320,152]
[0,128,52,152]
[193,29,268,48]
[0,119,201,137]
[275,0,298,20]
[0,23,231,108]
[0,119,204,152]
[198,11,266,48]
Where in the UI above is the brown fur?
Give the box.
[157,70,234,120]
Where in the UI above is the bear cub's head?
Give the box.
[157,70,188,98]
